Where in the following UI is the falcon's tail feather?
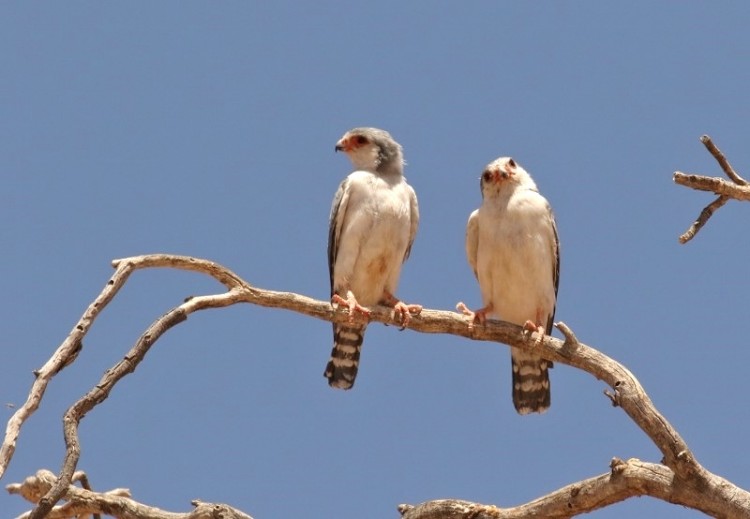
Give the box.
[325,324,366,389]
[511,350,552,414]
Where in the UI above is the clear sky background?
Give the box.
[2,3,749,518]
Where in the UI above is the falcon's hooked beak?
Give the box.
[336,134,371,154]
[335,136,353,153]
[483,168,510,184]
[496,165,515,182]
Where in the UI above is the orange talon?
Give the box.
[523,320,545,347]
[392,300,422,329]
[381,290,421,329]
[332,291,371,323]
[456,302,491,331]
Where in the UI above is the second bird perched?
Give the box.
[325,127,421,390]
[459,157,560,415]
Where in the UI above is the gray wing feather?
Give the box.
[546,205,560,335]
[465,209,479,279]
[327,178,350,296]
[403,184,419,262]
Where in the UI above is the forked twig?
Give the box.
[674,135,750,243]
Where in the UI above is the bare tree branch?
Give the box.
[673,175,750,202]
[0,256,248,479]
[674,135,750,243]
[4,254,750,517]
[400,458,745,518]
[7,469,252,519]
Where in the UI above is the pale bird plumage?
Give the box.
[462,157,559,414]
[325,128,420,389]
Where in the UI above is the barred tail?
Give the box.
[511,350,552,414]
[324,323,366,389]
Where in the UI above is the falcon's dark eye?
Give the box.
[355,135,369,145]
[481,170,492,182]
[507,158,516,168]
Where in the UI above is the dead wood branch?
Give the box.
[4,254,750,517]
[7,469,252,519]
[399,458,744,518]
[674,135,750,243]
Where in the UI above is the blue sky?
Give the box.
[2,3,749,518]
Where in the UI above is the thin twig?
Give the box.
[0,262,135,479]
[30,290,244,519]
[700,134,748,186]
[678,194,729,244]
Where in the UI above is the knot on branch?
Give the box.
[604,380,624,407]
[5,469,56,504]
[669,448,698,477]
[190,500,255,519]
[609,457,629,475]
[398,499,489,519]
[555,321,580,352]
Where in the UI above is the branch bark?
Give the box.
[7,469,252,519]
[3,254,750,517]
[399,458,744,518]
[674,135,749,243]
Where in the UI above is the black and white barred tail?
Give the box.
[324,323,366,389]
[511,350,552,414]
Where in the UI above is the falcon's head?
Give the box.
[335,127,404,175]
[479,156,537,198]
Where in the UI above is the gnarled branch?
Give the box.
[400,458,744,518]
[8,469,252,519]
[4,254,750,517]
